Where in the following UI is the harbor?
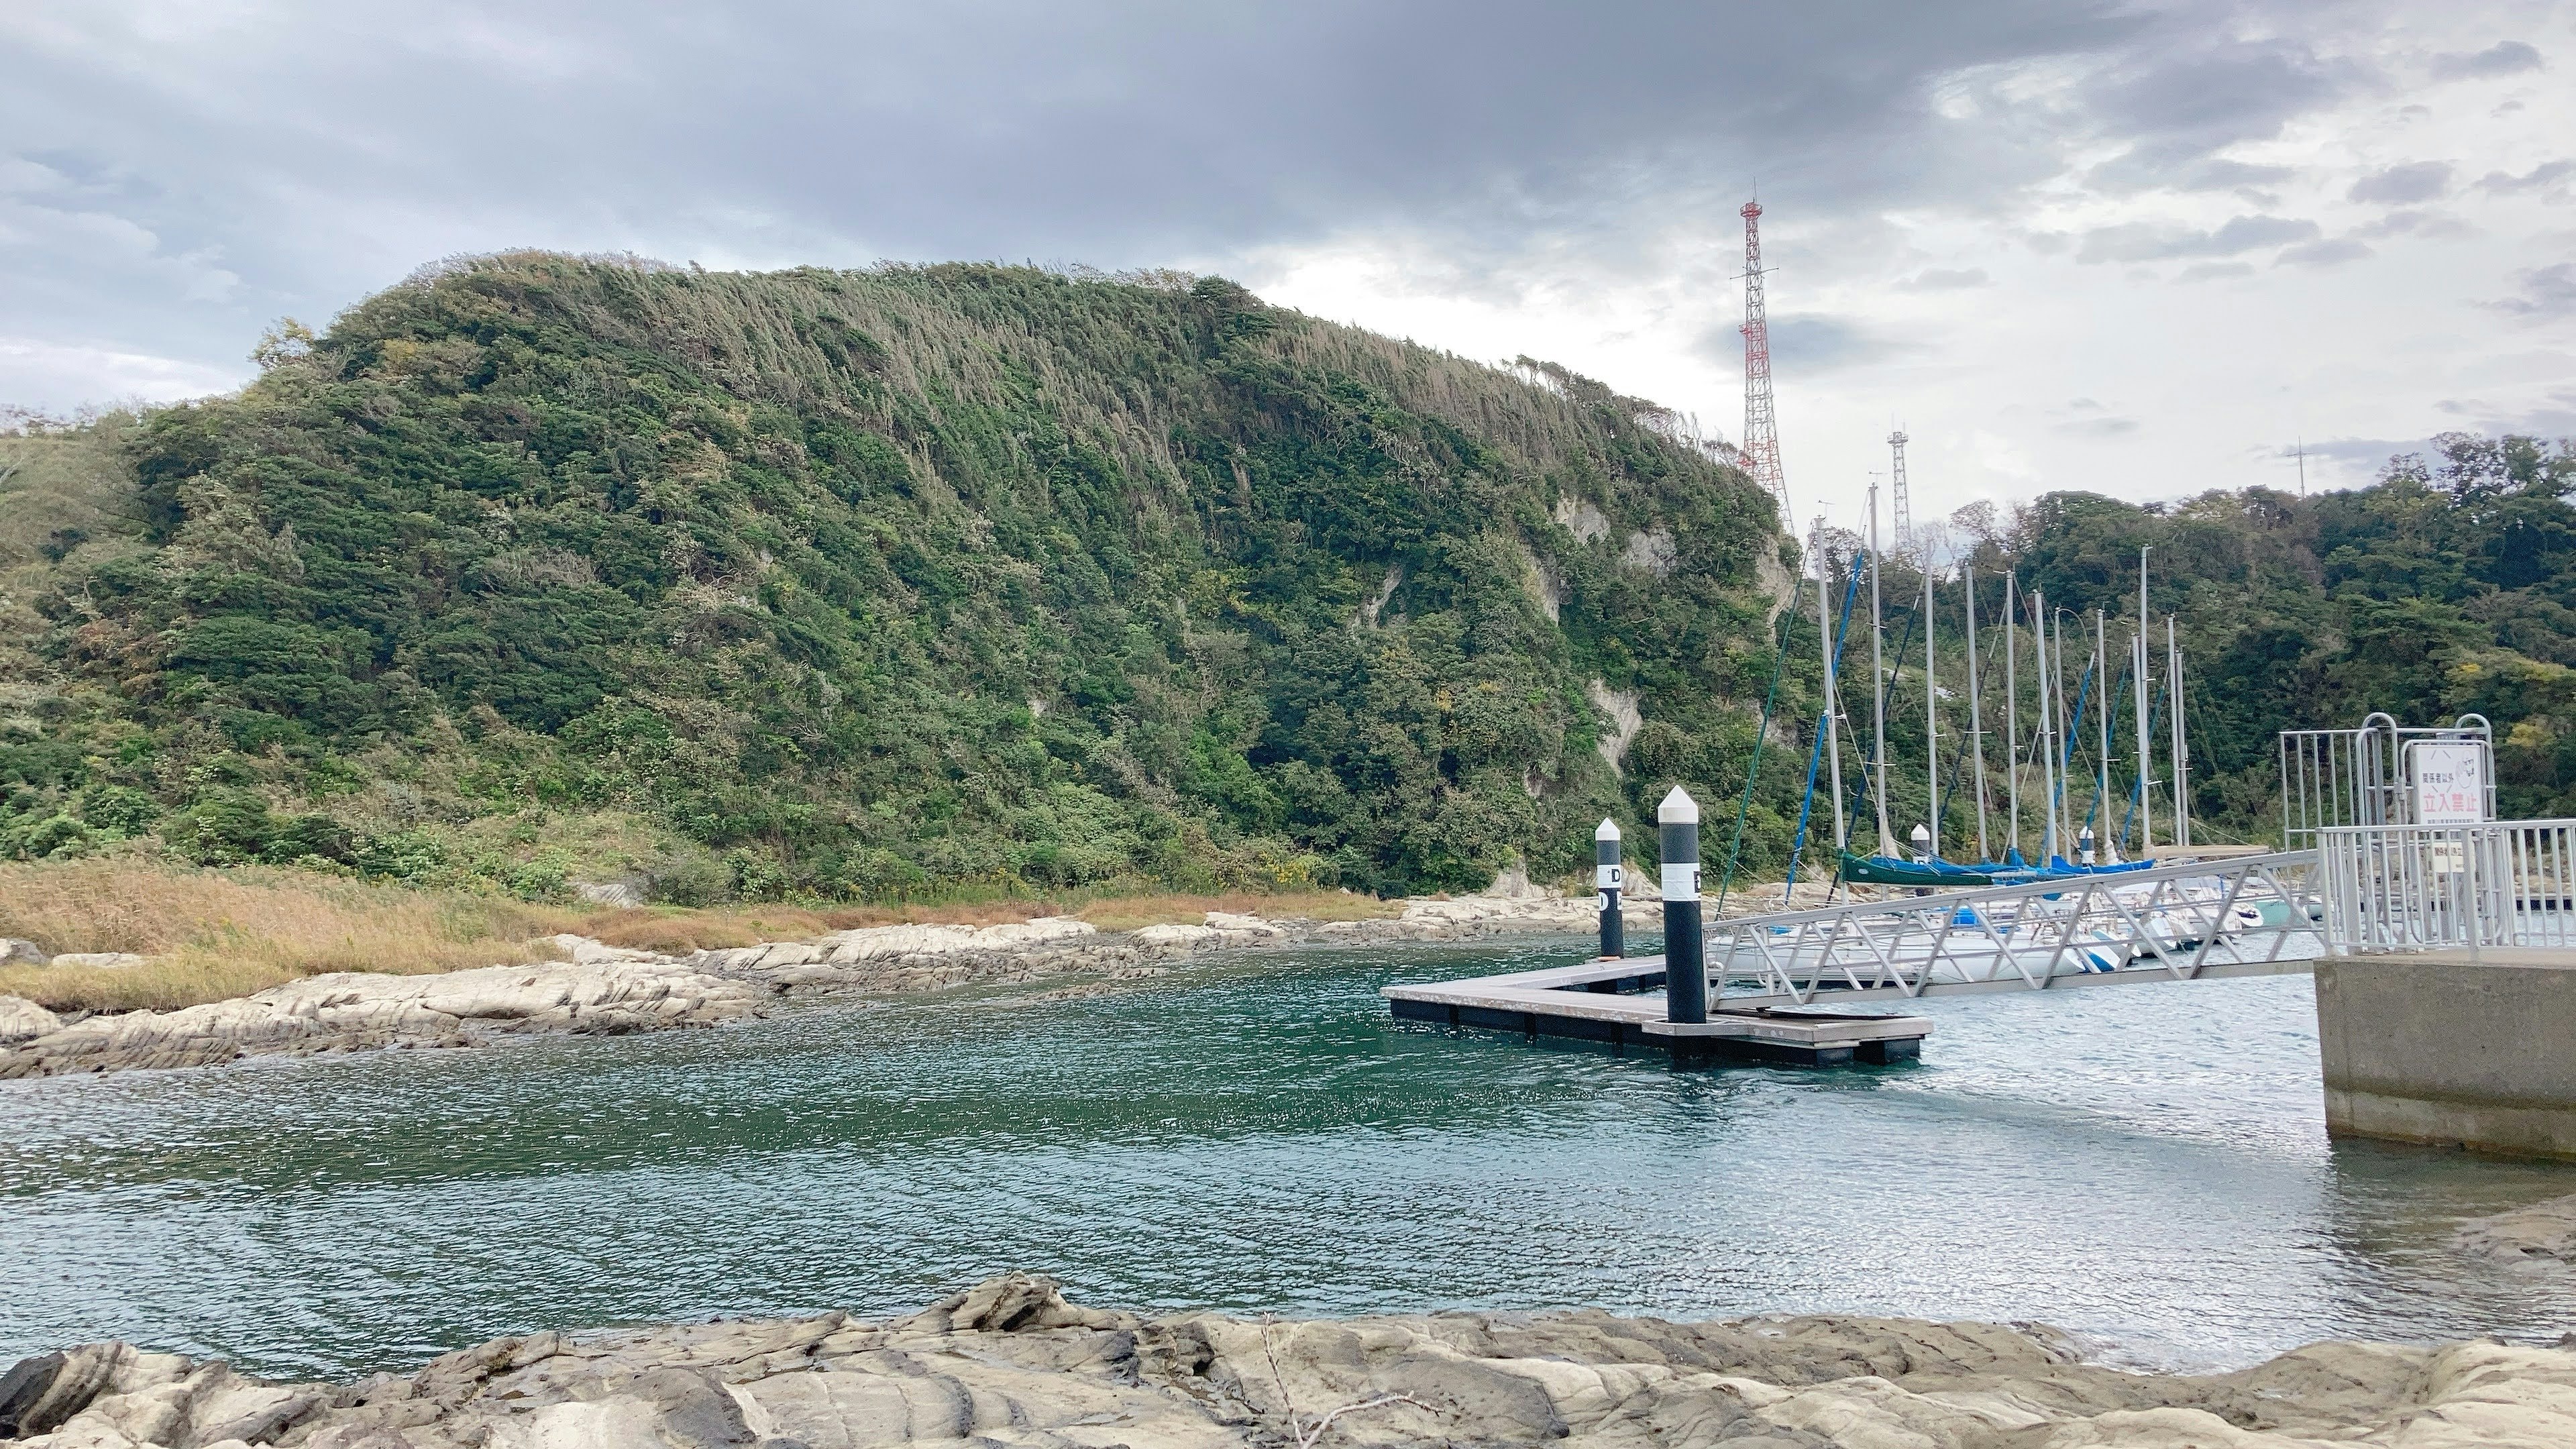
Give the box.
[5,943,2572,1382]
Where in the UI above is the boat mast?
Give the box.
[1868,485,1895,858]
[1966,566,1990,863]
[2003,572,2020,861]
[1923,565,1939,862]
[1816,519,1845,855]
[2095,608,2112,861]
[2035,590,2057,861]
[2135,547,2153,854]
[2169,616,2190,849]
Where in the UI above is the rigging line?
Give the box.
[1714,570,1809,915]
[2047,624,2098,848]
[1841,592,1926,852]
[2075,665,2135,836]
[1931,574,2012,853]
[1786,558,1868,896]
[2123,675,2163,851]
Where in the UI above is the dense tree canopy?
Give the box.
[0,255,1787,900]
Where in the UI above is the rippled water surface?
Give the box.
[7,939,2576,1379]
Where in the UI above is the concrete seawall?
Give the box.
[2315,948,2576,1159]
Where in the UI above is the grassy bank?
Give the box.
[0,862,1403,1015]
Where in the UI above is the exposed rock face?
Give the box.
[2456,1192,2576,1263]
[7,1273,2575,1448]
[0,997,62,1047]
[0,960,757,1080]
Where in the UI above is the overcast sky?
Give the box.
[5,1,2573,533]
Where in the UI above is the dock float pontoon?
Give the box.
[1383,954,1929,1066]
[1384,796,1932,1068]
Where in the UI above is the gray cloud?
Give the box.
[2355,209,2476,240]
[2347,160,2453,204]
[2477,159,2576,196]
[2176,260,2256,281]
[2076,34,2371,193]
[1704,313,1908,374]
[1898,267,1992,290]
[2076,213,2320,263]
[2279,237,2375,267]
[2429,40,2544,78]
[2490,262,2576,319]
[1,0,2176,407]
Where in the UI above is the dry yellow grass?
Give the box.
[0,863,1405,1017]
[0,861,582,1014]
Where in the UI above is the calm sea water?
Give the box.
[6,938,2575,1381]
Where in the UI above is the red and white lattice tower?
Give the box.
[1738,200,1788,517]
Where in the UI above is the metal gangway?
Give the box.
[1710,851,2324,1006]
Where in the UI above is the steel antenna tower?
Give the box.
[1887,429,1912,561]
[1739,200,1789,517]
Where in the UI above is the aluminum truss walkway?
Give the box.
[1707,851,2326,1007]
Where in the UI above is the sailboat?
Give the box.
[1830,515,2190,891]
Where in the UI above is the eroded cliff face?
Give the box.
[7,1273,2574,1449]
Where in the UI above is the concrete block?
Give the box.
[2315,948,2576,1159]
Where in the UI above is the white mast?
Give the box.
[2035,590,2057,861]
[2094,608,2112,863]
[2169,616,2191,849]
[1966,566,1990,863]
[2003,572,2021,861]
[1868,484,1895,858]
[1816,519,1845,856]
[2135,548,2153,855]
[1924,566,1939,862]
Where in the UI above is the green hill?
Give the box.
[0,255,1788,902]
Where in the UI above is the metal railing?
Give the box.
[1706,852,2326,1004]
[2319,820,2576,954]
[2281,714,2493,849]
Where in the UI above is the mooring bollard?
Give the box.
[1595,818,1625,960]
[1660,786,1707,1024]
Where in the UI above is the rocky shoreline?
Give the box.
[1,885,1751,1081]
[5,1272,2571,1448]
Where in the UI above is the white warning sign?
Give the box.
[2410,741,2489,826]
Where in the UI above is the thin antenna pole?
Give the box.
[1925,565,1939,861]
[2004,572,2021,861]
[1816,521,1847,855]
[1868,484,1894,858]
[1966,566,1991,863]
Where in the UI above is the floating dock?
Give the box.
[1383,953,1931,1067]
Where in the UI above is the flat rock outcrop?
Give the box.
[4,877,1828,1081]
[2456,1191,2576,1263]
[0,959,756,1079]
[7,1273,2575,1448]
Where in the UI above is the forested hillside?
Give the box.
[0,255,1786,901]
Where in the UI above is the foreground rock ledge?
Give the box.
[5,1274,2573,1449]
